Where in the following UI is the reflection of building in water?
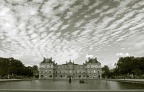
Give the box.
[39,57,102,79]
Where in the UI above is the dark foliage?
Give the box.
[0,57,38,79]
[114,56,144,77]
[102,56,144,79]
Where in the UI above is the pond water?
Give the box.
[0,79,144,91]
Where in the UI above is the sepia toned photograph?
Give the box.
[0,0,144,92]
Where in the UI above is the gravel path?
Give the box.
[108,79,144,83]
[0,79,23,82]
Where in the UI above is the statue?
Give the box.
[69,75,71,83]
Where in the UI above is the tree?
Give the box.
[0,57,35,79]
[32,65,39,78]
[113,56,144,78]
[102,65,110,78]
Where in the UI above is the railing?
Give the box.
[0,89,144,92]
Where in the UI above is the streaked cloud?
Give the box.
[116,53,130,57]
[0,0,144,66]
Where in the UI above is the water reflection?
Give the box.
[0,80,144,90]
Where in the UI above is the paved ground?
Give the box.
[0,89,144,92]
[0,79,23,82]
[1,78,144,82]
[108,79,144,83]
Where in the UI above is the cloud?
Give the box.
[85,54,93,58]
[116,53,130,57]
[0,0,144,66]
[121,34,144,50]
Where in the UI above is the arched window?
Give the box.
[41,75,43,78]
[77,70,79,73]
[60,75,62,78]
[49,70,51,73]
[41,65,44,68]
[45,70,47,73]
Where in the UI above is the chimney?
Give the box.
[95,57,97,60]
[88,57,90,61]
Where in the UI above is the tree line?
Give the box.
[1,56,144,79]
[0,57,39,79]
[102,56,144,79]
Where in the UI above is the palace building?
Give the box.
[39,57,102,79]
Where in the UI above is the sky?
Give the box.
[0,0,144,68]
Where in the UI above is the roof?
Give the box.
[41,57,55,64]
[62,60,76,65]
[86,57,101,65]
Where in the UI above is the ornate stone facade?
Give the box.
[39,57,102,79]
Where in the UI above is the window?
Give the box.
[51,65,53,68]
[47,65,49,68]
[41,75,43,78]
[88,71,90,73]
[43,65,45,68]
[49,75,52,78]
[41,65,43,68]
[49,70,51,73]
[45,70,47,73]
[98,75,100,78]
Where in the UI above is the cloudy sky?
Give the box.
[0,0,144,68]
